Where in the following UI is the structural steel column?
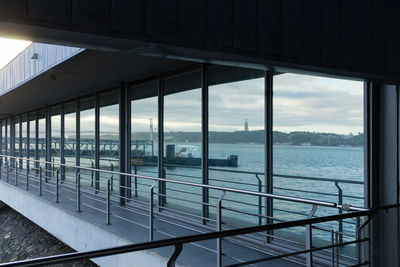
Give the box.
[60,104,65,181]
[76,101,80,170]
[125,82,132,200]
[45,106,51,177]
[35,111,39,174]
[119,82,127,205]
[158,74,166,207]
[265,71,273,234]
[366,82,400,266]
[201,64,209,223]
[95,94,100,192]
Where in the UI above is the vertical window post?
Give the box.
[95,94,100,193]
[61,103,65,181]
[265,71,273,240]
[201,64,209,224]
[158,74,166,208]
[119,82,128,205]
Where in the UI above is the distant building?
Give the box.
[244,119,249,132]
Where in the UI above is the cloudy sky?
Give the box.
[128,74,363,135]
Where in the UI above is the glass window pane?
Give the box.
[163,70,202,216]
[64,102,76,166]
[273,73,364,242]
[38,110,46,162]
[51,106,61,166]
[80,97,95,187]
[208,66,265,227]
[99,91,119,193]
[131,81,158,201]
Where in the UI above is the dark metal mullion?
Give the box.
[35,111,39,174]
[158,74,165,207]
[125,83,132,200]
[26,114,30,175]
[265,71,273,241]
[119,82,127,205]
[0,120,2,166]
[46,106,51,180]
[19,114,22,167]
[201,64,209,224]
[76,100,80,170]
[60,104,65,181]
[10,116,15,166]
[95,94,100,193]
[5,119,7,156]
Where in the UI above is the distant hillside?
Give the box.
[131,130,364,147]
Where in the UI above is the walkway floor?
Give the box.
[0,168,304,267]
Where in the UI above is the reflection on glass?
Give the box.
[208,66,265,226]
[64,102,76,166]
[64,102,76,183]
[163,70,202,215]
[14,116,20,158]
[38,110,46,162]
[29,112,36,172]
[99,91,119,193]
[21,115,27,159]
[51,106,61,167]
[273,73,364,241]
[6,119,10,156]
[131,82,158,200]
[80,97,95,188]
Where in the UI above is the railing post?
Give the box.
[167,244,183,267]
[39,166,42,196]
[6,160,9,182]
[335,231,339,267]
[335,181,343,243]
[217,191,225,267]
[256,174,262,225]
[91,161,94,187]
[15,161,18,186]
[306,205,317,267]
[149,182,157,241]
[356,217,361,265]
[77,171,81,212]
[331,230,335,266]
[134,166,138,197]
[52,157,55,178]
[107,178,111,225]
[26,159,29,190]
[110,163,114,191]
[56,168,60,203]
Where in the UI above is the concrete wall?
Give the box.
[0,181,185,267]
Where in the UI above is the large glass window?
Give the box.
[163,70,202,216]
[80,97,96,187]
[99,91,119,193]
[51,106,61,169]
[37,110,46,162]
[64,102,76,166]
[6,118,10,155]
[14,116,20,158]
[64,102,77,184]
[208,66,265,227]
[273,73,364,242]
[29,112,36,172]
[1,120,5,156]
[130,82,158,200]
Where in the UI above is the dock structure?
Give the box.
[0,1,398,266]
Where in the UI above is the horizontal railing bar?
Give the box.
[224,238,367,267]
[0,154,366,211]
[0,205,383,267]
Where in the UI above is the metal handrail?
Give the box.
[0,154,367,212]
[0,203,392,267]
